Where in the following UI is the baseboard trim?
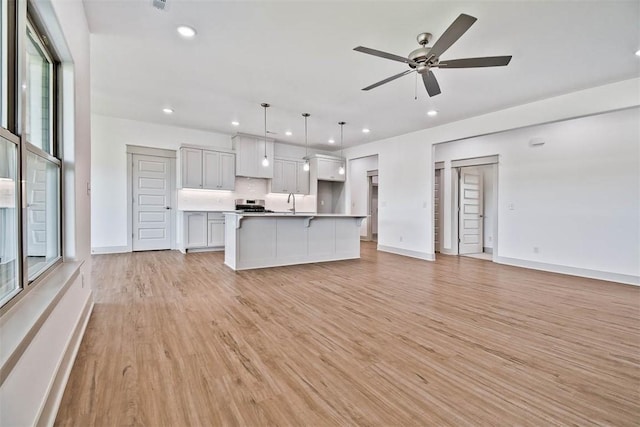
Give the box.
[494,256,640,286]
[91,245,129,255]
[377,245,435,261]
[36,289,93,427]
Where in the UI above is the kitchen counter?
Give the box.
[223,212,367,271]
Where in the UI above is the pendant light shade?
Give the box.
[302,113,310,172]
[338,121,346,175]
[261,103,270,167]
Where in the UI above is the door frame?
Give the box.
[126,145,177,252]
[366,169,378,241]
[441,155,499,260]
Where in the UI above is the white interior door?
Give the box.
[370,182,378,241]
[434,168,441,252]
[133,154,171,251]
[458,167,483,254]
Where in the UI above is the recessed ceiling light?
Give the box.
[285,131,292,136]
[177,25,197,38]
[328,138,335,144]
[362,128,370,134]
[636,49,640,57]
[162,108,174,114]
[231,121,240,126]
[427,110,438,117]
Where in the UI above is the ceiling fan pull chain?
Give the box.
[414,72,418,100]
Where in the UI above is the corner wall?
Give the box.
[344,78,640,280]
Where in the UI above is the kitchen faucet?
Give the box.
[287,193,296,214]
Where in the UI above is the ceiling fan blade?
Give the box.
[438,56,512,68]
[429,14,477,59]
[362,69,414,91]
[422,71,441,97]
[354,46,417,66]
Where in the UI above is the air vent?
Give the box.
[152,0,167,10]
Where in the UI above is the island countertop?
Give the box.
[223,212,367,218]
[223,213,367,271]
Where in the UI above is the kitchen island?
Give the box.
[223,213,367,271]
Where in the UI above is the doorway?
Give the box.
[127,145,176,252]
[457,164,495,259]
[434,163,443,252]
[367,171,378,242]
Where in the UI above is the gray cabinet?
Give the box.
[232,134,274,178]
[317,158,345,182]
[271,158,310,194]
[184,212,207,248]
[184,212,225,250]
[181,147,235,190]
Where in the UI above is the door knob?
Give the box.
[165,206,171,210]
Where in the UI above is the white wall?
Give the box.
[344,78,640,272]
[91,114,232,249]
[435,107,639,283]
[0,0,93,425]
[348,155,378,237]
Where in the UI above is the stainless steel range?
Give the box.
[234,199,273,213]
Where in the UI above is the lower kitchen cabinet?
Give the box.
[183,212,225,251]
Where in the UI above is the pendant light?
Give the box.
[261,103,270,167]
[338,121,346,175]
[302,113,310,172]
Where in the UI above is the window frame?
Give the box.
[0,2,63,312]
[22,11,62,289]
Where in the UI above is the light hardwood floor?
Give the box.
[55,243,640,426]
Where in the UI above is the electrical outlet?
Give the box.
[399,236,403,242]
[533,246,539,254]
[508,203,515,210]
[423,201,427,208]
[320,200,324,206]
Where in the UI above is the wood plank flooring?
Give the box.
[55,243,640,426]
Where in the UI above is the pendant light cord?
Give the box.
[304,116,308,157]
[264,105,267,157]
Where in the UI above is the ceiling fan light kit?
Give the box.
[354,13,512,97]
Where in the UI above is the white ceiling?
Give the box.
[84,0,640,150]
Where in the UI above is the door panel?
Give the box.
[133,154,171,251]
[203,150,220,189]
[458,167,483,254]
[219,153,235,190]
[181,148,202,188]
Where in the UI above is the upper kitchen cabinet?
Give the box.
[313,155,346,182]
[180,147,235,190]
[232,134,274,178]
[271,158,309,194]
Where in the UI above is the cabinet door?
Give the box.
[219,153,235,190]
[185,212,207,248]
[234,136,257,177]
[202,150,220,189]
[272,159,285,193]
[207,220,225,247]
[317,158,341,181]
[296,162,310,194]
[282,160,297,193]
[182,148,203,188]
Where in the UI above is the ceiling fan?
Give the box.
[354,13,512,97]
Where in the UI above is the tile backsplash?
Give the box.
[178,177,316,212]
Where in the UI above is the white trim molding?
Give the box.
[495,256,640,286]
[91,246,130,255]
[377,245,435,261]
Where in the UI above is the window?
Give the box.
[0,9,61,309]
[0,132,19,305]
[26,150,60,279]
[1,0,9,128]
[25,22,54,154]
